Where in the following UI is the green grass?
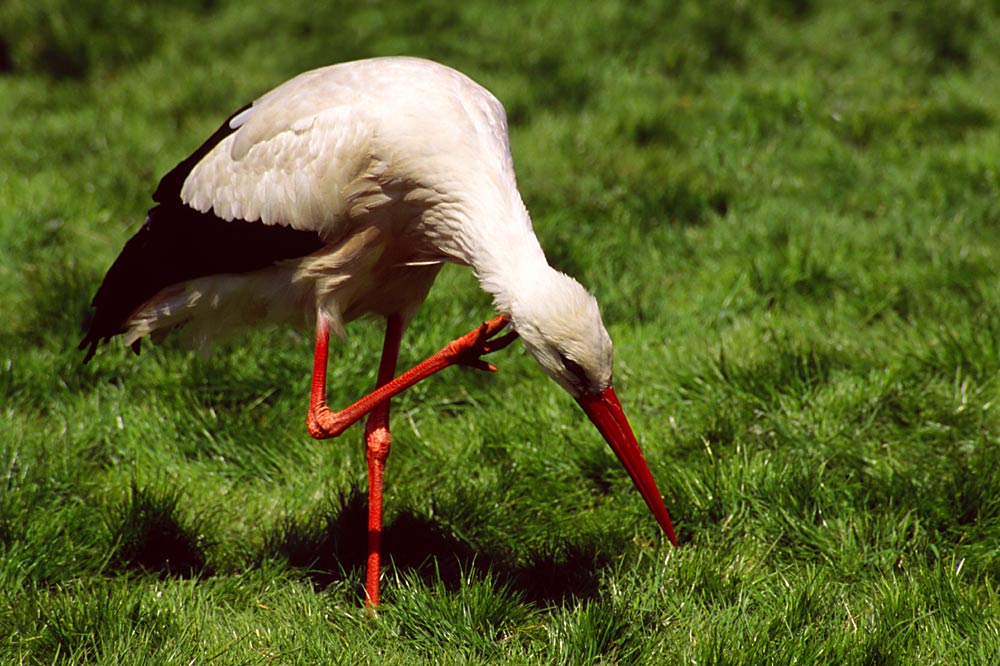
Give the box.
[3,0,1000,662]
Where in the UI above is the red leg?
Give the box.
[307,313,516,439]
[308,314,334,430]
[305,312,517,607]
[363,314,403,609]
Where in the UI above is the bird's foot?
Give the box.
[448,315,519,372]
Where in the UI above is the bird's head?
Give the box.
[510,270,613,399]
[507,269,678,546]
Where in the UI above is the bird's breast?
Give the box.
[297,215,448,331]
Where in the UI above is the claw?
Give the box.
[480,314,511,338]
[482,330,519,354]
[459,358,498,373]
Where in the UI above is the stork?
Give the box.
[80,56,677,606]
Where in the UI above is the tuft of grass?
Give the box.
[384,567,540,661]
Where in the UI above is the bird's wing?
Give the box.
[80,91,371,360]
[179,99,377,240]
[182,57,526,244]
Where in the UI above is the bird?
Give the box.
[80,56,677,607]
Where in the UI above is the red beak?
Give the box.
[577,387,678,547]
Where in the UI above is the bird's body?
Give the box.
[84,57,538,355]
[82,57,676,607]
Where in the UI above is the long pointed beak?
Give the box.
[577,387,678,547]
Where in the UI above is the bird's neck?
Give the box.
[447,194,552,317]
[428,174,555,315]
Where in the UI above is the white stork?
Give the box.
[81,56,677,606]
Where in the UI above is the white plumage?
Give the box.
[82,57,675,607]
[134,58,545,351]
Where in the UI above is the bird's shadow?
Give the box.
[259,488,606,607]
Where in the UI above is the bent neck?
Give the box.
[466,209,554,318]
[431,181,553,317]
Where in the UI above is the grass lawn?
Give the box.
[3,0,1000,662]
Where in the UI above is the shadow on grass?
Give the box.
[260,488,606,607]
[105,482,213,580]
[102,483,609,604]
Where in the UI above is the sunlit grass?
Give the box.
[2,0,1000,663]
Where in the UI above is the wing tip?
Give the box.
[78,331,144,364]
[79,295,149,365]
[78,335,99,364]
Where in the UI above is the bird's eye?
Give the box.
[559,354,588,385]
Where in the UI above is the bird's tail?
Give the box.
[79,203,326,362]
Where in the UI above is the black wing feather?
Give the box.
[80,103,326,362]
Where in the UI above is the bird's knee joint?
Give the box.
[366,428,392,462]
[307,407,342,439]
